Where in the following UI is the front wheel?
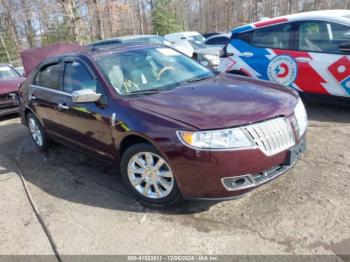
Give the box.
[121,143,182,206]
[27,113,49,151]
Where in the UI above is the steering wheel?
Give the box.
[156,66,176,80]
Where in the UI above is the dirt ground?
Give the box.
[0,101,350,258]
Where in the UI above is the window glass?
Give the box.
[298,21,350,53]
[236,31,253,43]
[36,63,62,90]
[330,23,350,43]
[251,23,293,49]
[95,47,213,96]
[206,37,229,45]
[0,66,20,79]
[188,35,205,43]
[64,62,96,93]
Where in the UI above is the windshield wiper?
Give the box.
[126,89,162,95]
[187,76,213,83]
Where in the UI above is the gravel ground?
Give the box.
[0,101,349,258]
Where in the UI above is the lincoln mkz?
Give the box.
[19,43,307,205]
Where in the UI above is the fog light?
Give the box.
[222,175,256,191]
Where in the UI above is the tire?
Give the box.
[121,143,182,206]
[27,113,49,151]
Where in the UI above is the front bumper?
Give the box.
[221,139,306,192]
[166,137,306,200]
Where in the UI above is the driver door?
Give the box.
[58,58,115,161]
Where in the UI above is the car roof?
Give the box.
[206,33,231,40]
[87,35,164,47]
[165,31,202,37]
[117,35,161,40]
[232,10,350,34]
[38,42,164,66]
[87,38,123,47]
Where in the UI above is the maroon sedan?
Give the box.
[19,43,307,205]
[0,64,23,117]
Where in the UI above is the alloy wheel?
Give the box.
[127,152,174,199]
[28,117,43,147]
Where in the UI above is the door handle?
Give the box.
[29,94,36,100]
[57,103,69,111]
[240,52,254,58]
[295,57,311,63]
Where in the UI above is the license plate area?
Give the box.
[286,139,306,166]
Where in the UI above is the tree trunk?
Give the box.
[1,0,21,49]
[136,0,144,35]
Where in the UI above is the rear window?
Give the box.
[206,37,229,45]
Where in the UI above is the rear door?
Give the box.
[29,61,69,135]
[290,21,350,97]
[57,58,115,161]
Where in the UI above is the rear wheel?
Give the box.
[121,143,182,206]
[27,113,48,151]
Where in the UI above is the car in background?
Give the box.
[205,33,231,47]
[88,35,171,49]
[0,64,24,117]
[219,10,350,100]
[164,31,205,44]
[14,66,25,76]
[87,34,195,60]
[193,33,231,69]
[19,43,306,205]
[202,32,220,39]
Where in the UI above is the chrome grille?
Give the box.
[243,118,295,156]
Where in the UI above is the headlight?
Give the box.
[177,128,254,150]
[294,98,308,137]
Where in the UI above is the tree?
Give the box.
[152,0,183,35]
[57,0,81,43]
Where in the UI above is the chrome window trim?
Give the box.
[30,84,72,97]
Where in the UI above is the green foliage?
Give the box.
[41,22,75,46]
[152,0,183,35]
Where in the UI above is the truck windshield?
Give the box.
[95,47,214,96]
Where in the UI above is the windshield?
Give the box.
[95,47,214,96]
[188,40,207,49]
[0,66,20,80]
[188,35,205,43]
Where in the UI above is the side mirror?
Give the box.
[338,43,350,53]
[219,49,234,58]
[72,89,102,103]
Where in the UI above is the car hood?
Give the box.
[0,77,24,95]
[130,74,298,130]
